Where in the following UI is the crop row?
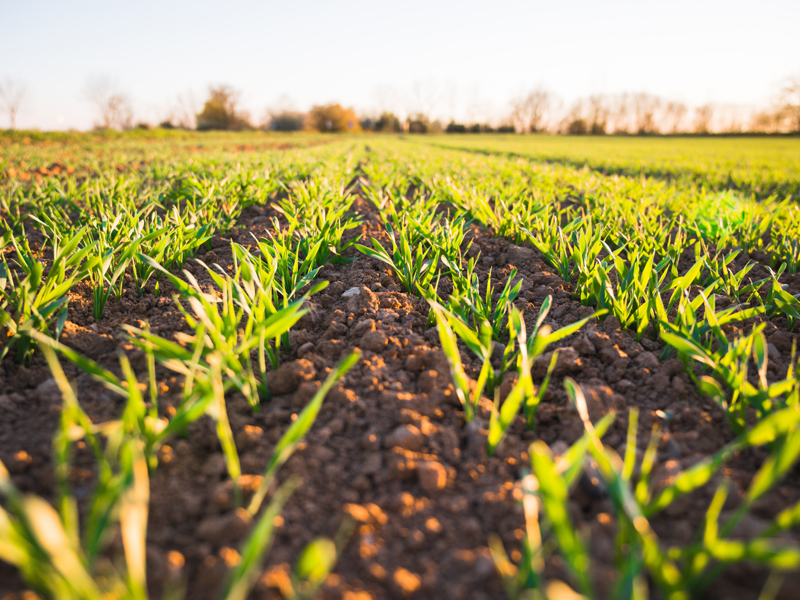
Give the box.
[1,136,800,598]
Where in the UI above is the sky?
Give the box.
[1,0,799,130]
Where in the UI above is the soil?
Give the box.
[2,175,800,600]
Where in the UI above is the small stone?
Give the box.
[361,330,388,353]
[387,449,418,480]
[297,342,315,358]
[342,287,361,297]
[347,286,379,314]
[234,425,263,452]
[197,508,252,544]
[464,418,488,451]
[491,341,505,362]
[662,358,685,377]
[418,461,447,493]
[581,382,625,421]
[351,318,376,338]
[386,424,424,451]
[505,245,535,266]
[587,330,614,349]
[573,336,596,356]
[767,343,782,363]
[532,347,581,377]
[550,440,569,457]
[292,380,321,409]
[635,351,659,370]
[35,379,61,404]
[599,345,627,364]
[361,453,383,475]
[404,353,425,372]
[266,359,316,395]
[768,330,793,353]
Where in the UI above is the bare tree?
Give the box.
[561,99,588,134]
[174,91,199,129]
[587,94,609,134]
[610,93,632,133]
[408,80,440,120]
[693,104,714,134]
[751,108,784,133]
[781,74,800,133]
[84,76,133,129]
[632,93,661,134]
[510,87,552,132]
[0,78,28,130]
[661,101,688,133]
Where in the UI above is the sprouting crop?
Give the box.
[3,131,800,599]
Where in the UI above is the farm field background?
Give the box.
[2,132,800,600]
[422,134,800,200]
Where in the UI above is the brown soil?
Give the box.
[2,190,800,600]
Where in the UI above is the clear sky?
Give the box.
[2,0,799,130]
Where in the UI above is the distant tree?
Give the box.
[781,74,800,133]
[561,99,587,134]
[84,76,133,130]
[694,104,714,134]
[611,94,632,134]
[267,111,306,131]
[587,94,608,134]
[751,108,784,133]
[0,78,28,130]
[175,91,199,129]
[408,80,440,120]
[661,101,688,133]
[510,87,552,132]
[633,93,661,134]
[196,85,251,131]
[308,104,360,132]
[375,112,402,132]
[407,113,430,134]
[567,118,588,135]
[446,121,467,133]
[496,124,515,133]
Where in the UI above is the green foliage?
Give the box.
[1,228,94,362]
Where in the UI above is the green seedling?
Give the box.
[1,228,95,362]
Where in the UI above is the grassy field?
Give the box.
[1,132,800,600]
[422,134,800,200]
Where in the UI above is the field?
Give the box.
[2,132,800,600]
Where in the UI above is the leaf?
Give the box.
[530,441,593,596]
[118,442,149,600]
[294,537,338,593]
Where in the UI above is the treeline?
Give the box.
[1,75,799,134]
[163,86,510,134]
[165,80,800,135]
[509,89,800,135]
